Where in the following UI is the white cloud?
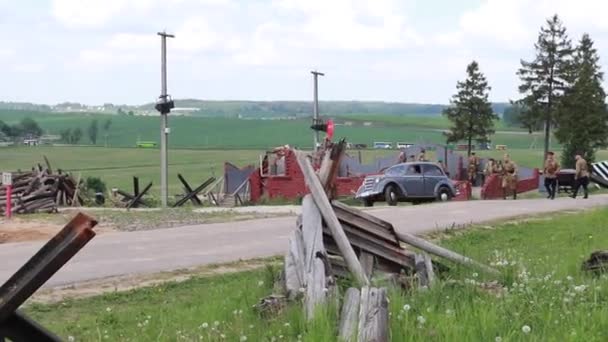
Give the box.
[12,63,46,73]
[78,49,139,67]
[271,0,421,50]
[107,33,157,50]
[51,0,156,28]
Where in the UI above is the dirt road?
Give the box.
[1,196,607,288]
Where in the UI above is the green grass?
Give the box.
[0,110,540,149]
[26,209,608,341]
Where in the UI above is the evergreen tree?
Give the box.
[71,127,83,144]
[555,34,608,168]
[88,119,99,144]
[517,14,574,164]
[443,61,497,156]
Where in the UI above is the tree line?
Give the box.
[443,14,608,168]
[60,118,112,145]
[0,117,43,140]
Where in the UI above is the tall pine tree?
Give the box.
[443,61,497,156]
[555,34,608,167]
[517,14,573,164]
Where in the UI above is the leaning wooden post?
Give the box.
[295,150,369,286]
[396,231,500,277]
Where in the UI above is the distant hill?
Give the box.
[0,100,511,118]
[138,99,510,118]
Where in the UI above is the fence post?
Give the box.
[2,173,11,219]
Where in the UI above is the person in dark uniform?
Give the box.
[571,153,589,199]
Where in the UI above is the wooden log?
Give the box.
[338,287,360,342]
[357,287,389,342]
[284,228,306,300]
[295,150,369,286]
[395,231,500,277]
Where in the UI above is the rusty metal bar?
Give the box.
[0,310,61,342]
[0,213,97,322]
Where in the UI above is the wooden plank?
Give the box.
[415,254,429,288]
[332,200,394,231]
[338,287,360,342]
[71,173,81,207]
[423,252,435,287]
[357,287,389,342]
[305,258,326,320]
[284,228,305,299]
[359,252,375,279]
[332,204,399,244]
[302,195,325,270]
[295,150,369,286]
[396,231,500,276]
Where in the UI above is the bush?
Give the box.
[85,176,107,194]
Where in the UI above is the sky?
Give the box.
[3,0,608,105]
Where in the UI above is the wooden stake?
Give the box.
[338,288,360,342]
[295,151,369,286]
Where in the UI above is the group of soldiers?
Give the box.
[468,153,519,199]
[468,150,591,200]
[397,149,429,164]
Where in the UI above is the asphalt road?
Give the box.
[1,195,607,288]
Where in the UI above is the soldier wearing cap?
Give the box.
[418,149,427,162]
[571,153,589,199]
[501,153,518,200]
[543,151,560,199]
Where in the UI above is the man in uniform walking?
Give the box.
[571,153,589,199]
[483,158,496,185]
[543,151,560,199]
[502,154,518,200]
[468,152,480,186]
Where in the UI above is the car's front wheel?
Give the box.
[385,184,399,206]
[437,186,453,202]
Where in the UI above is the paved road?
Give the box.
[2,196,608,288]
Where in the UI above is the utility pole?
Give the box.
[156,31,175,208]
[311,70,324,151]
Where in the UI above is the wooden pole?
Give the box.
[295,150,369,286]
[396,231,499,276]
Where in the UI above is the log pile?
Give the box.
[271,142,499,341]
[0,161,82,215]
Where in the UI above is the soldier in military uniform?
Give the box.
[468,152,480,186]
[543,151,560,199]
[501,154,518,200]
[571,153,589,199]
[418,149,427,162]
[483,158,496,185]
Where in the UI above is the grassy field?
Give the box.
[341,114,522,131]
[0,110,542,149]
[26,208,608,341]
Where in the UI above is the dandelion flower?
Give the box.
[417,315,426,324]
[472,272,479,278]
[258,280,264,286]
[495,337,502,342]
[284,322,290,327]
[105,307,112,313]
[240,336,248,342]
[566,276,573,281]
[68,336,75,342]
[522,325,531,334]
[214,321,220,327]
[249,324,254,329]
[201,322,209,329]
[403,304,411,311]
